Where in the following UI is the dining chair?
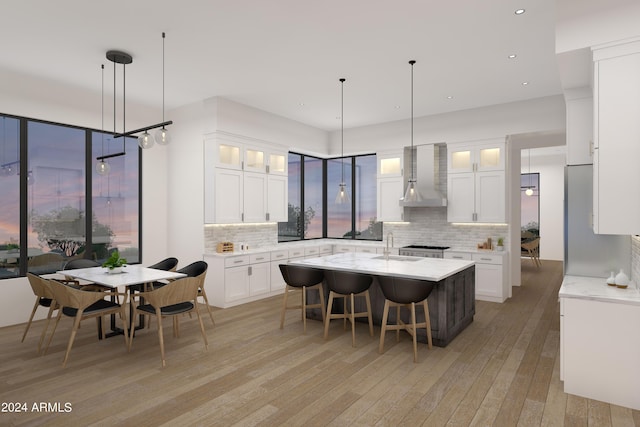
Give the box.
[129,277,208,367]
[129,257,179,293]
[62,258,107,290]
[22,273,58,353]
[43,279,130,367]
[175,261,213,326]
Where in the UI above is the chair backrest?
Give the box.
[26,273,54,299]
[143,276,200,308]
[148,257,179,272]
[63,259,100,270]
[48,279,106,311]
[279,264,324,288]
[177,261,208,279]
[27,252,64,268]
[323,270,372,295]
[377,276,434,305]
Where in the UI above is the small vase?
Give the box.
[615,269,629,289]
[107,267,122,274]
[606,271,616,286]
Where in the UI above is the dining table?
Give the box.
[57,265,186,337]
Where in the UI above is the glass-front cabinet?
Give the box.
[204,132,288,224]
[448,140,504,173]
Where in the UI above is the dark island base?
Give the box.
[305,266,475,347]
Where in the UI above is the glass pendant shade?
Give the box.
[335,182,350,204]
[138,131,155,149]
[26,171,34,185]
[1,166,13,177]
[525,188,533,196]
[403,180,422,202]
[155,127,170,145]
[96,160,111,175]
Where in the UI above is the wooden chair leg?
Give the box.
[318,283,326,324]
[365,290,374,337]
[199,288,215,326]
[410,302,418,363]
[119,308,130,350]
[302,285,307,334]
[395,306,401,342]
[279,285,290,329]
[44,311,63,355]
[423,300,433,349]
[156,310,166,367]
[62,315,83,367]
[38,304,56,354]
[194,305,208,349]
[350,293,356,347]
[324,291,335,340]
[379,299,390,354]
[21,297,40,343]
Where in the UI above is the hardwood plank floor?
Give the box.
[1,260,639,426]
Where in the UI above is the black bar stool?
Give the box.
[377,276,434,362]
[323,270,373,347]
[279,264,326,333]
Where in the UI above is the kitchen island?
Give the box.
[289,252,475,347]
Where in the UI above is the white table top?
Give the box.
[289,252,475,282]
[559,275,640,306]
[57,265,186,289]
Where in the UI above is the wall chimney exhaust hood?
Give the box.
[399,144,447,207]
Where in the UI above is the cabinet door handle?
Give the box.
[453,256,463,259]
[480,258,491,261]
[233,260,244,264]
[255,257,264,261]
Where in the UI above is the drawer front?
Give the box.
[270,250,288,262]
[472,253,503,265]
[444,251,472,261]
[334,245,355,253]
[225,255,250,267]
[250,253,270,264]
[304,247,320,257]
[288,249,305,259]
[318,245,333,255]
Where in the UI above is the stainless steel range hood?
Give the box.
[399,144,447,207]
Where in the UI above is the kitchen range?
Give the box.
[399,245,451,258]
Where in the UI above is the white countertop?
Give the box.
[559,275,640,306]
[289,252,475,282]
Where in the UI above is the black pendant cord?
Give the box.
[410,60,415,182]
[161,32,165,127]
[340,78,345,184]
[123,62,126,154]
[101,64,105,159]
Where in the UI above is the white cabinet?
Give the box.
[204,133,287,224]
[565,88,593,165]
[270,250,289,292]
[444,250,509,302]
[376,150,404,222]
[447,140,505,223]
[592,39,640,234]
[222,255,251,302]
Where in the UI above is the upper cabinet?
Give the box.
[204,133,288,224]
[376,150,404,222]
[592,38,640,234]
[448,140,504,174]
[446,139,506,223]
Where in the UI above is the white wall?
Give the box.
[521,149,565,261]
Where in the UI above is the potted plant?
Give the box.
[102,250,127,274]
[496,237,504,251]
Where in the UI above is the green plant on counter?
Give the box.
[497,237,504,246]
[102,250,127,270]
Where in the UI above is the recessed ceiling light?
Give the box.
[446,96,453,99]
[299,102,305,106]
[508,54,517,59]
[522,81,529,86]
[394,105,401,109]
[515,9,525,15]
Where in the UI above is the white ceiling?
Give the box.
[1,0,563,131]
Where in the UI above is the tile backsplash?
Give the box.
[204,224,278,252]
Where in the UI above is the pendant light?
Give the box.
[96,64,111,175]
[525,149,534,196]
[155,32,170,145]
[335,78,350,204]
[403,60,422,202]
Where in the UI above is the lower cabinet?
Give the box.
[444,251,509,302]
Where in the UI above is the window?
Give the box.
[521,172,539,235]
[0,114,141,279]
[279,152,381,242]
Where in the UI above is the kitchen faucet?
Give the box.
[384,232,394,260]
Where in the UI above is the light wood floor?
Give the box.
[2,260,639,426]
